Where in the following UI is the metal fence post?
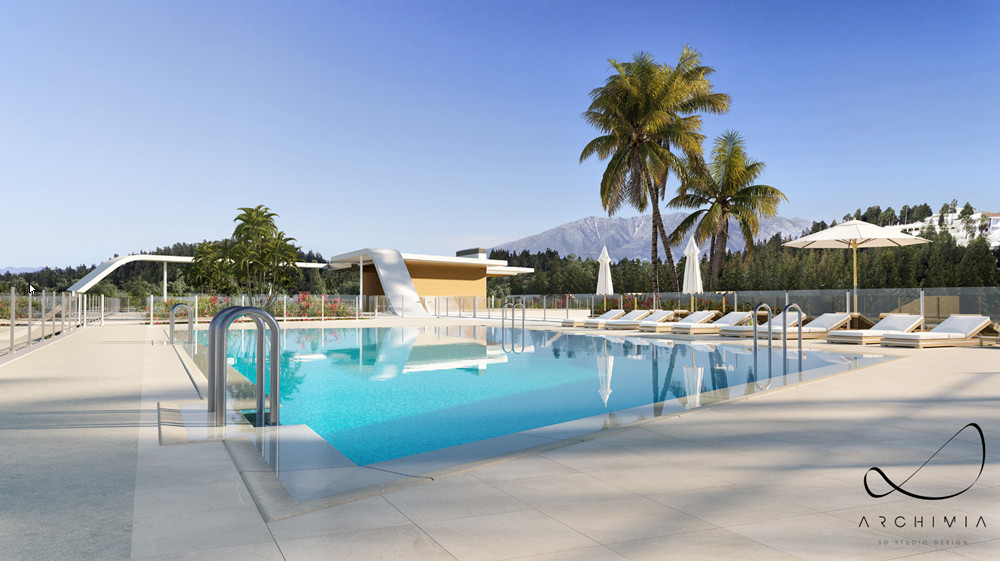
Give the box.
[919,289,925,332]
[41,290,46,341]
[321,294,326,322]
[9,288,15,354]
[148,295,153,326]
[28,291,33,345]
[283,295,287,322]
[49,291,55,337]
[194,295,199,324]
[101,295,105,327]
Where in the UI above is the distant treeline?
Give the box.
[487,225,1000,296]
[2,209,997,298]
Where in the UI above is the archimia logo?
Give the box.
[863,423,985,501]
[858,423,986,532]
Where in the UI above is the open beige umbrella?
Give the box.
[783,220,930,313]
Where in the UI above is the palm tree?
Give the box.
[233,205,278,299]
[667,130,787,289]
[581,47,730,292]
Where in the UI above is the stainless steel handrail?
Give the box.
[207,306,281,427]
[500,302,526,353]
[781,303,804,376]
[169,303,194,344]
[752,303,773,390]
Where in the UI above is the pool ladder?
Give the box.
[169,303,194,344]
[501,302,526,353]
[752,302,804,388]
[206,306,281,427]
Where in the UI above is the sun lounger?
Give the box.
[672,311,753,335]
[719,311,802,338]
[562,309,624,328]
[769,312,851,339]
[605,309,672,330]
[881,315,992,348]
[582,309,628,328]
[640,310,718,333]
[596,309,652,329]
[827,314,923,345]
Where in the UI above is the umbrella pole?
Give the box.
[852,242,858,316]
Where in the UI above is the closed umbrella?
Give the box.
[681,237,704,312]
[596,245,614,311]
[783,220,930,314]
[681,366,704,409]
[596,339,614,407]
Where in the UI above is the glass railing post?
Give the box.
[920,289,925,331]
[9,288,14,354]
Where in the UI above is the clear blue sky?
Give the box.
[2,1,997,268]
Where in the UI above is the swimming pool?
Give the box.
[194,326,889,466]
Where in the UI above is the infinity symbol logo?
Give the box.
[864,423,985,501]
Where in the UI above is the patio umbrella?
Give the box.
[596,245,614,310]
[681,237,704,311]
[783,220,930,314]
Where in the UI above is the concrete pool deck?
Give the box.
[2,317,998,560]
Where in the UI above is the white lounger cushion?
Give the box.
[712,311,752,326]
[883,315,990,341]
[869,314,925,333]
[603,310,652,326]
[773,313,850,333]
[643,310,716,328]
[672,311,751,334]
[719,311,800,336]
[829,315,923,340]
[639,310,717,333]
[583,309,626,327]
[606,309,672,329]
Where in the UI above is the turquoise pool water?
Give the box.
[196,326,888,465]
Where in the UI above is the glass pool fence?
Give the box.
[1,289,115,359]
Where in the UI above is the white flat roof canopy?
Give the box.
[325,249,533,276]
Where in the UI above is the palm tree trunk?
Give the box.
[652,204,680,292]
[712,220,729,287]
[708,233,717,291]
[650,216,660,294]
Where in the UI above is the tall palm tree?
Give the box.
[667,130,787,289]
[581,47,729,292]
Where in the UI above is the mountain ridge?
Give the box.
[493,213,813,261]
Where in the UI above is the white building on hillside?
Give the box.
[886,209,1000,249]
